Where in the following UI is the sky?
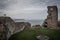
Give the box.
[0,0,60,20]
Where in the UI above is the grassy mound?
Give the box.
[9,27,60,40]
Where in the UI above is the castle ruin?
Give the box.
[0,17,16,40]
[0,16,31,40]
[0,6,58,40]
[43,6,58,28]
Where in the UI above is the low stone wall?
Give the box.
[36,35,49,40]
[15,22,31,30]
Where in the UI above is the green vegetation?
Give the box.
[9,27,60,40]
[58,21,60,27]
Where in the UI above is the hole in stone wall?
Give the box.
[44,25,47,27]
[0,21,2,24]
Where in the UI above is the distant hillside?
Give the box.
[13,19,26,22]
[13,19,44,26]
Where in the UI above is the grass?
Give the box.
[9,27,60,40]
[58,21,60,27]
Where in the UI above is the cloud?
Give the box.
[0,0,60,20]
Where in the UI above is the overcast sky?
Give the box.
[0,0,60,20]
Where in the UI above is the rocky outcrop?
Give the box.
[0,16,31,40]
[36,35,49,40]
[0,17,16,40]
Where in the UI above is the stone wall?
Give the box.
[0,16,16,40]
[43,6,58,29]
[0,16,31,40]
[15,22,31,30]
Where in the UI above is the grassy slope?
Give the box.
[9,27,60,40]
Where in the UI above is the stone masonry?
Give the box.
[15,22,31,30]
[0,16,16,40]
[43,6,58,28]
[0,16,31,40]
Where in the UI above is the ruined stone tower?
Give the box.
[43,6,58,28]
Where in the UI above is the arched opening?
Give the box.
[43,22,48,27]
[0,21,2,24]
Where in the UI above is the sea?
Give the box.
[14,19,44,26]
[26,20,44,26]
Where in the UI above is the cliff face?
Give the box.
[0,17,16,40]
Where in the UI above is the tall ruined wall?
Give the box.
[0,17,16,40]
[43,6,58,28]
[47,6,58,28]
